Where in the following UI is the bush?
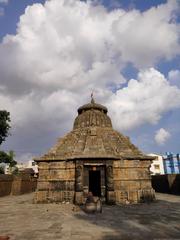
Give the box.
[0,165,5,174]
[11,166,19,175]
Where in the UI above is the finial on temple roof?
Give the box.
[91,92,95,104]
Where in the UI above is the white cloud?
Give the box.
[0,0,8,3]
[0,0,179,93]
[16,153,34,163]
[168,69,180,87]
[110,0,180,67]
[0,7,4,16]
[0,0,179,157]
[107,68,180,130]
[0,90,78,132]
[0,0,8,16]
[155,128,171,145]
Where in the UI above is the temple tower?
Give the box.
[34,98,155,204]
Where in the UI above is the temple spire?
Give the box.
[91,92,95,104]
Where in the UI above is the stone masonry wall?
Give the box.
[113,160,155,203]
[0,174,13,196]
[11,175,37,195]
[0,174,37,197]
[34,161,75,203]
[152,174,180,195]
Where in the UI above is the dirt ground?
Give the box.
[0,192,180,240]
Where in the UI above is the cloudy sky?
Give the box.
[0,0,179,162]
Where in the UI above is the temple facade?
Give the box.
[34,98,155,204]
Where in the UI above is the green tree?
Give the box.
[0,150,17,167]
[0,111,16,170]
[8,150,17,167]
[0,110,11,145]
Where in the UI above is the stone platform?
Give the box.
[0,193,180,240]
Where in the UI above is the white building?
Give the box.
[16,162,26,171]
[148,154,165,175]
[4,164,10,174]
[4,160,38,175]
[26,160,38,174]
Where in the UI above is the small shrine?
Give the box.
[34,97,155,204]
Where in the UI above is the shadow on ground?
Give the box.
[74,197,180,240]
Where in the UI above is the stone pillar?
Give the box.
[106,163,115,204]
[75,161,84,204]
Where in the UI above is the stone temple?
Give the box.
[34,98,155,204]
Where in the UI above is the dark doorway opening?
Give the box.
[89,170,101,197]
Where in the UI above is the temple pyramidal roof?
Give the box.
[35,97,153,161]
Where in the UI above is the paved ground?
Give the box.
[0,193,180,240]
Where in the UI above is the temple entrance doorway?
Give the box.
[83,164,106,201]
[89,170,101,197]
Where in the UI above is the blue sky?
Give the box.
[101,0,167,10]
[0,0,179,160]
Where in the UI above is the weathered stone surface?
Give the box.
[0,174,37,197]
[34,98,155,204]
[1,193,180,240]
